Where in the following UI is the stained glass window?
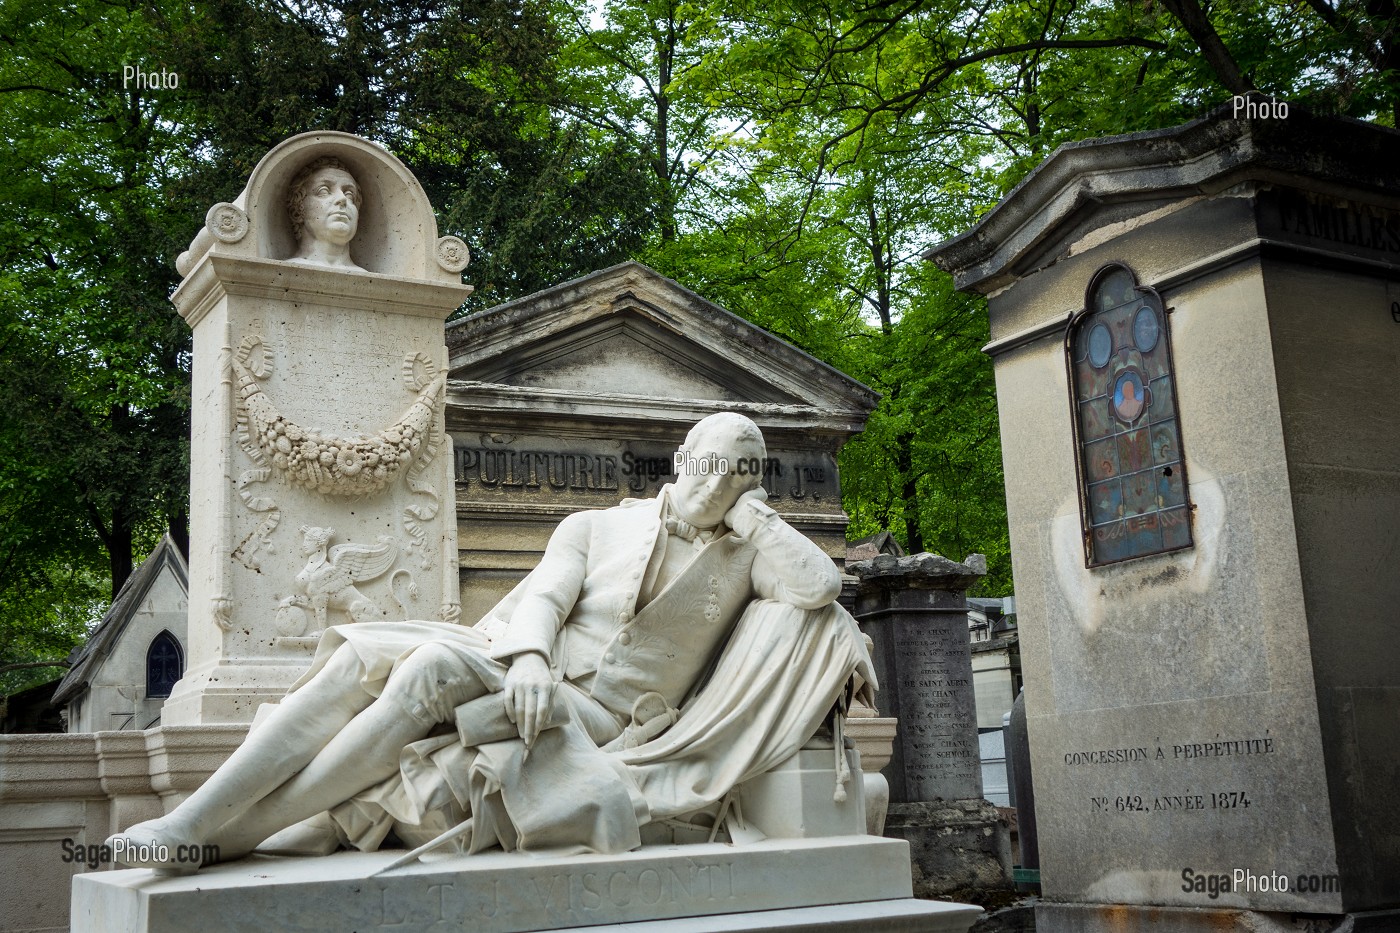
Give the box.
[1068,264,1192,566]
[146,630,183,699]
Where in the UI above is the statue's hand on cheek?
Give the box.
[723,487,770,536]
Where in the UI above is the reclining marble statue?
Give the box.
[111,411,876,871]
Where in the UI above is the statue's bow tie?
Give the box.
[665,516,717,545]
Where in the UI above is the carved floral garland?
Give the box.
[231,349,445,498]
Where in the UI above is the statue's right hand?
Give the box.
[502,651,556,747]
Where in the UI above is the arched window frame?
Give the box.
[145,630,183,699]
[1065,262,1193,567]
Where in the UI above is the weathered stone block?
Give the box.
[884,800,1013,900]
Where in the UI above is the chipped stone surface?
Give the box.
[848,552,988,591]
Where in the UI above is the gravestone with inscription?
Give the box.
[926,105,1400,931]
[444,261,878,622]
[850,553,1013,897]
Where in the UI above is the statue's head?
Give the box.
[671,412,767,528]
[286,157,363,267]
[300,525,334,554]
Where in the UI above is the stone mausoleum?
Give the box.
[52,536,189,733]
[445,261,877,622]
[927,105,1400,931]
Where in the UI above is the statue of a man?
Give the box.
[112,412,873,870]
[285,156,364,270]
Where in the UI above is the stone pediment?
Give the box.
[925,104,1400,295]
[446,262,877,419]
[462,308,790,403]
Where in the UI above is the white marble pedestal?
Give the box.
[71,836,981,932]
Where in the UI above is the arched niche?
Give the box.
[146,629,184,699]
[178,131,465,283]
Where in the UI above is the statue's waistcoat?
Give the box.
[587,534,756,716]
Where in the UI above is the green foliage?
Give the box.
[4,0,1396,673]
[0,566,107,696]
[838,275,1010,594]
[0,0,199,682]
[642,0,1395,597]
[155,0,658,311]
[0,0,660,681]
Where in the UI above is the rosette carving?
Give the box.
[231,354,445,498]
[434,235,470,273]
[206,202,249,244]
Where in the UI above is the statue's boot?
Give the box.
[111,643,486,871]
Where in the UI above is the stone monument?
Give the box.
[850,553,1012,898]
[70,133,982,933]
[162,132,472,725]
[443,261,877,621]
[926,106,1400,931]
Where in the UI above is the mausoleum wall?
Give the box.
[67,570,188,734]
[1263,257,1400,904]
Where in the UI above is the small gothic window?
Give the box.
[1067,264,1192,566]
[146,631,183,698]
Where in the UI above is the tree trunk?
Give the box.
[169,506,190,560]
[109,511,134,597]
[896,431,924,554]
[1159,0,1254,95]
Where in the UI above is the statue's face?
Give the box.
[670,431,755,528]
[299,168,359,247]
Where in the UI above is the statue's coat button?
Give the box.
[619,632,631,645]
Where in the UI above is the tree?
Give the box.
[154,0,659,309]
[639,0,1396,597]
[0,0,664,683]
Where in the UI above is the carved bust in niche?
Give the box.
[285,156,365,270]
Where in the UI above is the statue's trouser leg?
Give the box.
[208,643,487,860]
[157,642,379,843]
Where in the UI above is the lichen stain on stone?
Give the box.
[1138,566,1182,589]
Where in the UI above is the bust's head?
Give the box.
[671,412,767,528]
[286,157,364,269]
